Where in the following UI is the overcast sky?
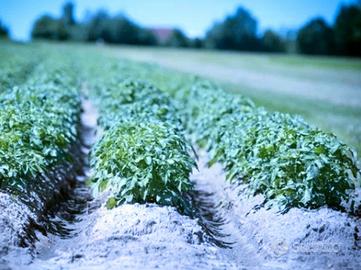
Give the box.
[0,0,357,40]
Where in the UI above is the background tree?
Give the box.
[29,1,361,55]
[136,28,157,45]
[205,6,260,51]
[333,4,361,56]
[0,20,9,38]
[85,13,156,45]
[165,29,189,47]
[103,15,140,44]
[190,37,203,48]
[61,1,77,40]
[83,10,109,42]
[32,2,76,41]
[31,3,156,46]
[261,30,286,52]
[62,2,76,26]
[296,17,334,55]
[31,15,68,40]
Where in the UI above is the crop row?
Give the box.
[86,68,196,213]
[174,80,361,212]
[0,54,81,212]
[102,60,361,212]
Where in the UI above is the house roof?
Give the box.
[149,27,173,43]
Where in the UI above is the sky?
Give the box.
[0,0,358,40]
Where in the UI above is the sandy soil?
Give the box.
[3,151,360,269]
[192,150,361,270]
[0,193,35,252]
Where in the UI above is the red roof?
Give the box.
[149,27,173,43]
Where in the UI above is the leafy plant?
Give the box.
[78,51,361,213]
[0,53,81,212]
[94,79,181,129]
[178,80,361,211]
[83,62,196,212]
[90,121,195,213]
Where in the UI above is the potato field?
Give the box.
[1,42,361,270]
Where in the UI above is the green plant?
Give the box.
[82,60,197,212]
[178,80,361,211]
[0,53,81,211]
[90,121,195,212]
[94,79,181,129]
[79,50,361,213]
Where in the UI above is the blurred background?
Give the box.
[1,0,360,154]
[1,0,361,56]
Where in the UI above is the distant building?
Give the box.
[149,27,173,44]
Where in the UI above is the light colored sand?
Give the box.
[193,150,361,270]
[24,203,240,270]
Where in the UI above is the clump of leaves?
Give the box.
[177,79,361,212]
[0,55,81,211]
[178,80,254,145]
[98,100,181,130]
[84,71,196,212]
[90,121,195,213]
[93,78,182,129]
[217,110,360,211]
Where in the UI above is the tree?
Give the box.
[261,30,286,52]
[205,6,260,51]
[29,2,156,46]
[136,28,157,45]
[296,17,334,55]
[84,13,156,45]
[31,2,78,41]
[190,38,203,48]
[31,15,68,40]
[62,2,75,26]
[0,20,9,38]
[104,15,140,44]
[165,29,189,47]
[84,10,109,42]
[334,4,361,56]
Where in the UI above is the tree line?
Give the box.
[0,20,9,39]
[297,4,361,56]
[204,4,361,56]
[1,2,360,56]
[30,3,156,45]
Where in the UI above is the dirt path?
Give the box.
[190,152,265,268]
[192,150,361,270]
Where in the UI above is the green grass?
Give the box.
[262,53,361,70]
[106,45,361,70]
